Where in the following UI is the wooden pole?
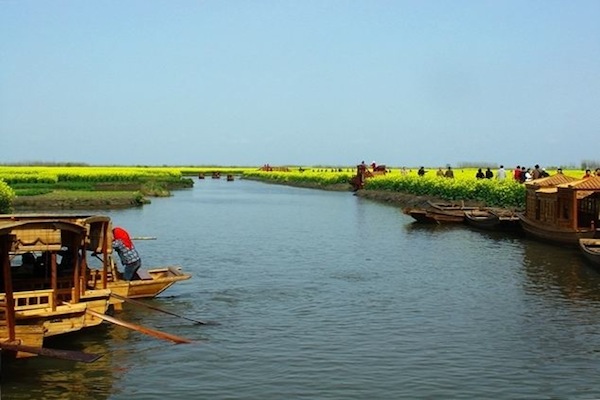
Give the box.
[110,293,215,325]
[1,237,16,341]
[0,341,102,363]
[85,308,193,344]
[71,233,81,303]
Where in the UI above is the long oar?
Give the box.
[110,293,216,325]
[0,342,102,363]
[85,309,192,344]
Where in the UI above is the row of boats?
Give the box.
[403,175,600,269]
[0,213,192,362]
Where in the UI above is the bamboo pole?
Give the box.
[0,341,102,363]
[85,308,193,344]
[110,293,215,325]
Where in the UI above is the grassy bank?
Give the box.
[12,190,148,210]
[0,166,195,212]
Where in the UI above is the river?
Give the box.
[2,178,600,399]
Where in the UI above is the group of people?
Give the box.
[475,167,498,180]
[512,165,550,183]
[582,168,600,179]
[419,165,509,180]
[385,163,599,183]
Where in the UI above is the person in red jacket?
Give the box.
[513,166,522,182]
[112,227,142,280]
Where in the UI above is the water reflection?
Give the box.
[1,326,124,400]
[521,238,600,303]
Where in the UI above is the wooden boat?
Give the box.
[518,175,600,245]
[464,208,521,231]
[0,214,191,308]
[403,201,478,224]
[578,238,600,267]
[1,219,112,359]
[427,201,480,223]
[403,207,437,224]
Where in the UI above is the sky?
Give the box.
[1,1,599,168]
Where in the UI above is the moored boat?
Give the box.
[464,208,521,232]
[579,238,600,267]
[403,207,437,224]
[518,175,600,245]
[403,201,478,224]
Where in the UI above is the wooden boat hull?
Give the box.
[12,290,111,337]
[424,201,479,223]
[403,208,438,224]
[464,209,521,232]
[579,239,600,267]
[91,266,191,302]
[404,207,465,224]
[518,214,596,245]
[426,210,465,223]
[0,325,45,359]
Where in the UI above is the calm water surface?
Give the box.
[2,178,600,399]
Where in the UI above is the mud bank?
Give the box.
[353,189,487,210]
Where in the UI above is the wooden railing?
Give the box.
[0,290,54,311]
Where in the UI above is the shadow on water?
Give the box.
[520,237,600,303]
[1,325,124,400]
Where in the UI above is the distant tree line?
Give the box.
[0,161,89,167]
[581,160,600,170]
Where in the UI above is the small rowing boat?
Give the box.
[579,238,600,267]
[464,208,521,232]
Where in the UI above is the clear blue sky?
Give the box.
[1,1,599,168]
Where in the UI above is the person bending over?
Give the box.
[112,227,142,280]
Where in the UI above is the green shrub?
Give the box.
[0,179,16,214]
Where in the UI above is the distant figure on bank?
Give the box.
[112,227,142,281]
[519,167,527,183]
[556,168,563,175]
[485,167,493,179]
[583,169,592,179]
[418,167,426,177]
[436,167,445,177]
[496,165,506,180]
[475,168,485,179]
[532,164,542,180]
[444,166,454,179]
[513,165,522,182]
